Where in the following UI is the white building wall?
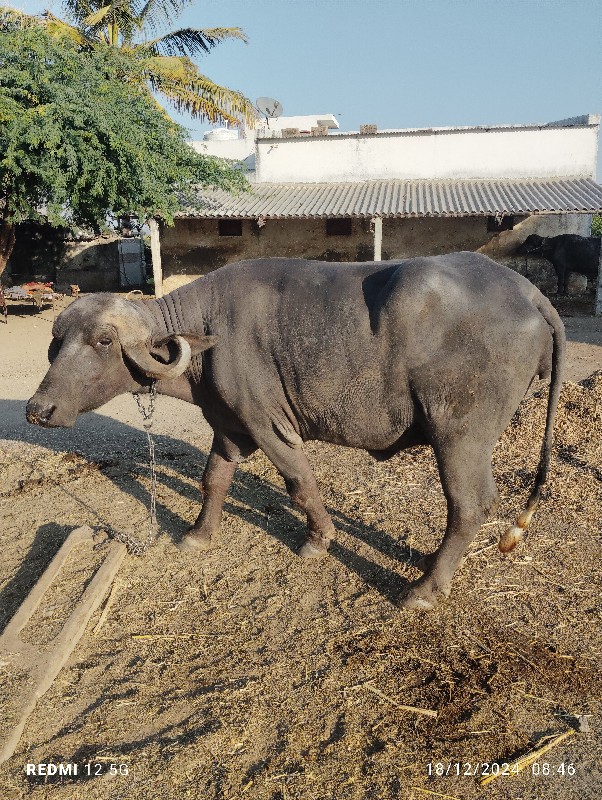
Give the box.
[189,114,339,174]
[256,122,599,183]
[191,137,255,161]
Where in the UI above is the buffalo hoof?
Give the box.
[398,590,437,611]
[177,531,212,552]
[299,533,332,558]
[398,577,449,611]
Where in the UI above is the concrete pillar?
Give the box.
[372,216,382,262]
[594,234,602,317]
[149,218,163,298]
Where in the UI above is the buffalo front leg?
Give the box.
[178,449,237,552]
[399,438,499,610]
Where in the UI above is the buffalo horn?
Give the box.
[124,336,192,379]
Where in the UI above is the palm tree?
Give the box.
[42,0,258,127]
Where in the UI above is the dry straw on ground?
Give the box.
[0,372,600,800]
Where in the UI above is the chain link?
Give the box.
[108,382,159,556]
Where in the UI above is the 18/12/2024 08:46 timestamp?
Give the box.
[426,762,576,778]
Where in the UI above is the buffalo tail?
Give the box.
[498,297,566,553]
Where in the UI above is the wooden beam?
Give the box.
[149,218,163,298]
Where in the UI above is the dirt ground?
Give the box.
[0,296,601,800]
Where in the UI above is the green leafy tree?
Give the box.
[592,216,602,236]
[0,19,247,277]
[17,0,257,127]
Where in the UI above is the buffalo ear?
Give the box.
[181,334,218,355]
[151,334,217,361]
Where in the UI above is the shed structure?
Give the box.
[155,115,602,297]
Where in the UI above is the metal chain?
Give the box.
[109,382,159,556]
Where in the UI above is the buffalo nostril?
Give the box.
[40,405,56,423]
[26,401,56,426]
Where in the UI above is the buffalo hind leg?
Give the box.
[399,439,499,610]
[257,437,335,557]
[178,434,256,552]
[287,468,336,557]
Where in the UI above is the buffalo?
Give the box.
[516,233,600,295]
[27,253,565,610]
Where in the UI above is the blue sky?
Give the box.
[14,0,602,178]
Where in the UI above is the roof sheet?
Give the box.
[179,178,602,219]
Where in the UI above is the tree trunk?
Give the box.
[0,216,16,283]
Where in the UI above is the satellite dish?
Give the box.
[256,97,283,123]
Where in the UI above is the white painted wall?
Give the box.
[189,114,339,172]
[191,137,254,162]
[256,120,600,183]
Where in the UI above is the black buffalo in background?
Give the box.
[515,233,600,295]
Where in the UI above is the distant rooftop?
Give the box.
[199,114,339,142]
[268,114,601,140]
[197,114,599,143]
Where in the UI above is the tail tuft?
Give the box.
[498,496,538,553]
[499,525,524,553]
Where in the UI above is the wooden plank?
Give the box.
[0,527,126,764]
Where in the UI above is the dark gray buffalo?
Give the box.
[516,233,600,295]
[27,253,565,610]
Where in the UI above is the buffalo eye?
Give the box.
[97,336,113,348]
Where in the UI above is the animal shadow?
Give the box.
[1,399,425,605]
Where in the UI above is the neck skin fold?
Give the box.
[139,289,211,404]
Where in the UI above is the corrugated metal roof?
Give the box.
[179,178,602,219]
